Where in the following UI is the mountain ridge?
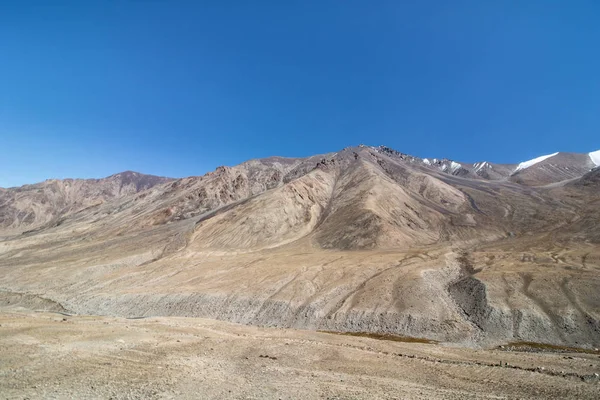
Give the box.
[1,144,599,350]
[3,145,598,190]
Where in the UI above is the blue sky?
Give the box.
[1,1,599,187]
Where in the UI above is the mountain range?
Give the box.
[1,145,599,349]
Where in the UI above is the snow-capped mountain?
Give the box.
[374,145,599,186]
[590,150,600,167]
[514,152,560,173]
[508,151,598,186]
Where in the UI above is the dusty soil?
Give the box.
[1,310,598,399]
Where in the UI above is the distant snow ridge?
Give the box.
[474,162,491,172]
[590,150,600,167]
[514,152,559,173]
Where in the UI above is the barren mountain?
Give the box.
[0,171,172,235]
[1,145,599,351]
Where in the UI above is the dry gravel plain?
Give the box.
[1,309,599,400]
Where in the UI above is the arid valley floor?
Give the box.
[1,309,599,399]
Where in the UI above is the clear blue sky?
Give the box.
[1,1,599,187]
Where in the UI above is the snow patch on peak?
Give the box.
[474,162,491,172]
[450,161,461,173]
[514,152,559,173]
[589,150,600,167]
[423,158,431,165]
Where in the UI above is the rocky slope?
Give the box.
[0,145,599,350]
[0,171,172,235]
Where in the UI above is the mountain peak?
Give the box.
[589,149,600,166]
[513,152,560,173]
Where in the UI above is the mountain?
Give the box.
[509,151,598,186]
[1,145,599,350]
[0,171,172,234]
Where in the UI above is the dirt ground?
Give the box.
[0,310,598,399]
